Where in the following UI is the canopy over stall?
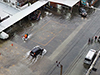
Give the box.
[48,0,80,7]
[0,1,48,32]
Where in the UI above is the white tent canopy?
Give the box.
[48,0,80,7]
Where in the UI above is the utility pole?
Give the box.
[56,61,63,75]
[60,64,63,75]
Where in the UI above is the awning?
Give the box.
[0,1,48,32]
[48,0,80,7]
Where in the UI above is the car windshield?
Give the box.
[32,47,41,53]
[85,58,91,61]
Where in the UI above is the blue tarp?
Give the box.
[81,0,87,5]
[81,0,98,6]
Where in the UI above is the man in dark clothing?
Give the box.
[91,37,93,44]
[88,38,91,44]
[95,36,97,42]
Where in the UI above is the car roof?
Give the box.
[85,49,96,60]
[31,47,41,53]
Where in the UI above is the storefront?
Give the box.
[81,0,98,6]
[48,0,80,14]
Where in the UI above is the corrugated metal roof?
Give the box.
[48,0,80,7]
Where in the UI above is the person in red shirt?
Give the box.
[24,34,28,38]
[95,36,97,42]
[23,33,28,41]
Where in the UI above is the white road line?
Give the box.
[48,22,87,61]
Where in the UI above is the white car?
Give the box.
[0,32,9,39]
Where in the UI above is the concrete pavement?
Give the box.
[0,4,100,75]
[49,21,88,61]
[0,40,54,75]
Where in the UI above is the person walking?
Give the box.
[24,34,28,38]
[88,38,91,45]
[94,36,97,42]
[22,33,28,41]
[24,33,28,40]
[91,37,93,44]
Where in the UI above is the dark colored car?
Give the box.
[30,46,43,58]
[28,10,41,20]
[79,7,87,17]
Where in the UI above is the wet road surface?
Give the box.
[0,4,100,75]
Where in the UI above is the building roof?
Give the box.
[0,10,9,20]
[0,1,48,32]
[48,0,80,7]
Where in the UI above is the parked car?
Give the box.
[0,32,9,39]
[28,10,41,20]
[84,49,97,68]
[79,7,87,17]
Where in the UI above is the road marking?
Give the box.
[23,56,25,58]
[32,20,66,46]
[0,56,2,60]
[15,47,18,49]
[12,65,15,66]
[5,69,9,71]
[17,53,19,55]
[48,22,87,61]
[0,45,2,47]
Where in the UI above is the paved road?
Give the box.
[0,5,100,75]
